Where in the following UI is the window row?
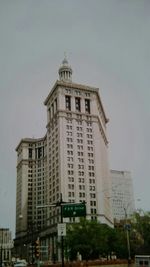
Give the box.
[66,96,91,114]
[68,184,85,190]
[68,192,86,198]
[66,138,93,145]
[67,133,93,140]
[65,88,90,98]
[66,119,92,127]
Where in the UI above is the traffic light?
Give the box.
[34,239,40,258]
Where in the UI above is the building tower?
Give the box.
[15,57,113,261]
[15,136,47,256]
[44,57,113,227]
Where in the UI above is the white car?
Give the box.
[14,261,27,267]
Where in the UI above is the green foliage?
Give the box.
[114,226,129,259]
[65,219,117,261]
[131,210,150,253]
[64,212,150,261]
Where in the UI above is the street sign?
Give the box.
[124,223,131,231]
[62,203,86,218]
[58,223,66,236]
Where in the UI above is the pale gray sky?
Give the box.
[0,0,150,236]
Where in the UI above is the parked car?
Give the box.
[14,260,27,267]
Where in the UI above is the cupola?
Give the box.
[58,56,72,82]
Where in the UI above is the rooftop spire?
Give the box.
[58,55,73,82]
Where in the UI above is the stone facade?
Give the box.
[0,228,13,262]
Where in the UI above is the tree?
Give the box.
[64,211,150,261]
[131,210,150,254]
[65,219,99,260]
[65,219,118,261]
[115,210,150,258]
[114,226,129,259]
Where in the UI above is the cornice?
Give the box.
[16,134,47,151]
[44,80,108,124]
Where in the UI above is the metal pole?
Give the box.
[19,215,23,259]
[0,229,3,267]
[0,247,2,267]
[126,228,131,265]
[60,194,64,267]
[37,193,66,267]
[0,230,2,267]
[124,208,131,266]
[31,223,34,265]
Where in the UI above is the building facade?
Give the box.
[110,170,135,222]
[16,136,47,238]
[15,58,113,261]
[0,228,13,263]
[44,58,113,227]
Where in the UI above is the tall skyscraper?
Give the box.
[110,170,135,222]
[15,57,113,260]
[44,57,113,226]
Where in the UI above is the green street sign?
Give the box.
[62,203,86,218]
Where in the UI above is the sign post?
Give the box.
[58,223,66,237]
[37,197,86,267]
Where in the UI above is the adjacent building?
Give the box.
[110,170,135,221]
[0,228,13,263]
[16,137,47,236]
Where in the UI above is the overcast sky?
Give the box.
[0,0,150,237]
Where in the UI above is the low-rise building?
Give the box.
[0,228,13,263]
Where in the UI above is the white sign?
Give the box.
[57,223,66,236]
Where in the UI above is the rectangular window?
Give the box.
[68,177,74,182]
[48,108,51,121]
[66,89,71,94]
[65,95,71,111]
[28,148,32,159]
[90,193,96,198]
[75,97,81,112]
[55,98,57,112]
[67,131,72,136]
[52,103,54,117]
[85,99,90,114]
[77,120,82,125]
[66,118,72,124]
[79,178,84,183]
[35,147,43,159]
[79,192,85,197]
